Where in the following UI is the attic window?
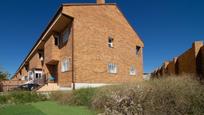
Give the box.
[136,46,141,55]
[61,26,71,44]
[25,66,29,72]
[38,52,44,61]
[108,37,114,48]
[54,33,60,46]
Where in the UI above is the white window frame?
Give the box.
[61,58,70,72]
[129,65,136,76]
[34,70,43,79]
[28,71,34,81]
[108,63,117,74]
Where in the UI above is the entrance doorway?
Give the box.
[46,64,58,83]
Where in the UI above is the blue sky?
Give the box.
[0,0,204,75]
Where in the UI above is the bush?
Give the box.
[0,91,47,105]
[69,88,96,106]
[50,75,204,114]
[51,88,97,106]
[91,75,204,115]
[50,91,72,105]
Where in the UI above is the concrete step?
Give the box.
[36,83,60,92]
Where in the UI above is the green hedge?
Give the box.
[0,91,47,105]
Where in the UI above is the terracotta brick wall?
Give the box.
[13,4,144,88]
[21,67,28,77]
[0,80,25,92]
[29,52,43,69]
[44,35,60,64]
[63,5,144,83]
[197,46,204,79]
[43,24,73,87]
[152,41,204,79]
[57,25,73,87]
[177,48,196,74]
[166,57,178,75]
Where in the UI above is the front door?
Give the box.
[47,64,58,83]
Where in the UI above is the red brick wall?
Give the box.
[167,61,176,75]
[44,35,60,64]
[29,52,43,69]
[152,41,204,78]
[197,46,204,79]
[14,4,144,87]
[43,24,73,87]
[177,48,196,74]
[0,80,25,92]
[63,5,144,83]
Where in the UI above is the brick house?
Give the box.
[11,0,144,91]
[152,41,204,79]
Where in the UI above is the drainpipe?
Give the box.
[72,20,75,90]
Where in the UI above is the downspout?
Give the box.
[72,20,75,90]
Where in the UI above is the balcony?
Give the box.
[44,35,60,65]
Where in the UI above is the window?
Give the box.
[136,46,141,55]
[38,52,44,61]
[61,26,71,44]
[54,33,60,46]
[108,37,114,48]
[25,65,29,72]
[108,63,117,74]
[25,76,28,81]
[130,65,136,76]
[61,58,70,72]
[35,73,42,79]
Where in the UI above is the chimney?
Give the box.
[96,0,105,4]
[173,57,177,63]
[192,41,203,56]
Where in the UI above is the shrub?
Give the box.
[51,88,97,106]
[0,94,9,104]
[91,75,204,115]
[0,91,47,105]
[69,88,96,106]
[50,91,72,105]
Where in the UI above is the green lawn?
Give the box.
[0,101,96,115]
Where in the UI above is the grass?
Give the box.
[0,101,96,115]
[51,75,204,115]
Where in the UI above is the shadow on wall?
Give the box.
[152,41,204,80]
[196,46,204,79]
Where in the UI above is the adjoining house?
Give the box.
[152,41,204,79]
[10,0,144,91]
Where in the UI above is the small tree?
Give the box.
[0,66,9,81]
[0,71,8,81]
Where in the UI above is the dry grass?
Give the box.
[51,75,204,115]
[92,75,204,115]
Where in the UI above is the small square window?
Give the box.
[130,65,136,76]
[136,46,141,55]
[108,63,117,74]
[108,37,114,48]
